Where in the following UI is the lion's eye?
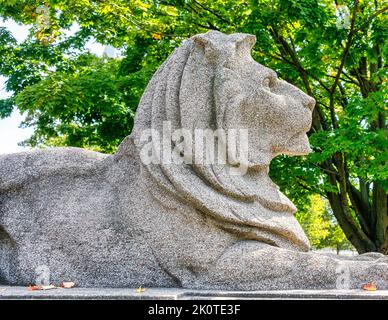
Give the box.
[263,78,271,88]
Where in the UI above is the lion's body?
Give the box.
[1,31,387,290]
[0,143,237,287]
[0,147,167,287]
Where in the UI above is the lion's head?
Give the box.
[121,31,314,252]
[209,33,315,166]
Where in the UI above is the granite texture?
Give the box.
[0,31,387,290]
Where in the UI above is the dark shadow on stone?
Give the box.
[0,225,18,285]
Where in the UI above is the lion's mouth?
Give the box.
[283,132,311,156]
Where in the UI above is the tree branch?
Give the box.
[329,0,359,95]
[191,0,231,25]
[354,6,388,33]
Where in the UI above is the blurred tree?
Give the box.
[0,0,386,253]
[296,194,353,251]
[296,194,331,248]
[324,223,355,254]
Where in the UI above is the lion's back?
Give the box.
[0,147,111,232]
[0,147,108,192]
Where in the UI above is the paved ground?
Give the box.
[1,286,388,300]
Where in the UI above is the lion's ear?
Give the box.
[236,34,256,50]
[192,34,214,48]
[192,34,219,62]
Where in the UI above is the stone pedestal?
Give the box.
[1,286,387,300]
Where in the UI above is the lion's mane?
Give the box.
[118,31,310,252]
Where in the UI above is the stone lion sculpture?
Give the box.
[1,31,387,290]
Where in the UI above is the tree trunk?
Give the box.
[372,183,388,254]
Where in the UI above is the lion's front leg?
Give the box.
[191,241,388,290]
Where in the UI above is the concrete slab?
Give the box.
[1,286,388,300]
